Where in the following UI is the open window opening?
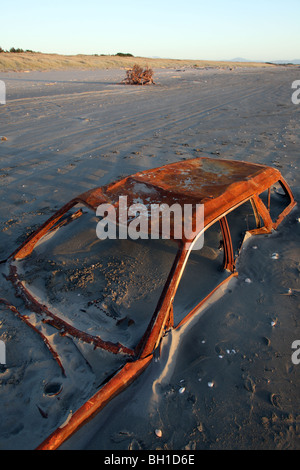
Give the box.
[259,181,292,224]
[226,199,258,259]
[15,204,178,351]
[172,220,231,326]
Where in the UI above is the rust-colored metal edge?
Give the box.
[175,272,238,330]
[36,354,153,450]
[7,158,296,263]
[0,158,296,450]
[8,263,135,358]
[0,297,66,375]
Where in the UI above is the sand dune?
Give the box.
[0,52,277,72]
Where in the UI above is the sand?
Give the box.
[0,64,300,450]
[0,52,276,73]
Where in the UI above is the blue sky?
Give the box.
[1,0,300,61]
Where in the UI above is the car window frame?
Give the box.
[256,179,295,230]
[167,196,263,332]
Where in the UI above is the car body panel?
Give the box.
[0,157,296,449]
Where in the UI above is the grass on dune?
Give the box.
[0,52,276,72]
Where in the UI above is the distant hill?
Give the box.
[231,57,255,62]
[231,57,300,65]
[272,59,300,65]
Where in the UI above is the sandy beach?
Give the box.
[0,64,300,450]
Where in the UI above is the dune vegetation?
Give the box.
[0,51,276,72]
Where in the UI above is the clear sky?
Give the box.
[1,0,300,61]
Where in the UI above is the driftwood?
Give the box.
[122,64,155,85]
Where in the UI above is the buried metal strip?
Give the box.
[0,157,296,450]
[135,243,187,359]
[36,265,238,450]
[219,216,235,272]
[271,179,297,229]
[10,200,78,261]
[0,297,66,376]
[175,271,238,330]
[36,354,153,450]
[8,264,135,357]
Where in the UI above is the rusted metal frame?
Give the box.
[175,271,238,331]
[36,171,297,450]
[249,178,296,233]
[9,199,79,261]
[208,192,272,239]
[169,215,236,330]
[8,189,107,261]
[277,178,295,204]
[251,194,277,233]
[271,179,297,229]
[36,354,153,450]
[8,263,135,357]
[35,242,187,450]
[36,244,187,450]
[165,304,174,331]
[170,175,296,332]
[0,297,66,376]
[135,214,234,353]
[1,159,296,451]
[5,197,136,358]
[47,208,84,234]
[219,196,268,252]
[219,217,235,272]
[136,203,247,357]
[170,175,296,333]
[273,199,297,229]
[175,174,296,329]
[36,245,188,450]
[135,242,188,359]
[249,197,262,229]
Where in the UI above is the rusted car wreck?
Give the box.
[1,157,296,449]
